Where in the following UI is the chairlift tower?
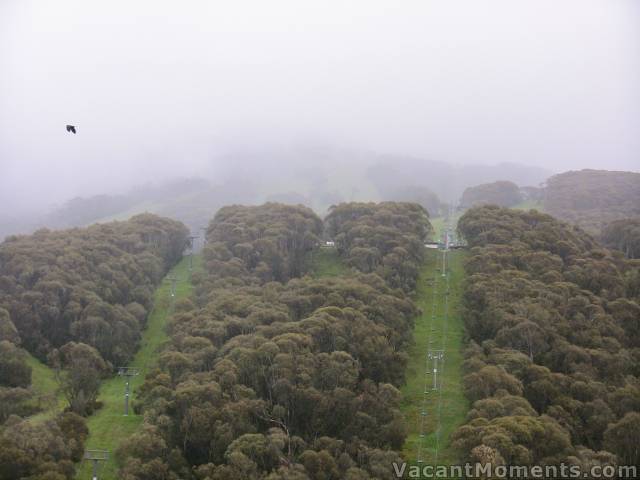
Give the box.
[429,350,445,390]
[118,367,140,416]
[84,449,109,480]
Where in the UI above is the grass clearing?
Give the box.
[401,249,468,468]
[24,352,66,422]
[512,199,544,211]
[310,247,348,278]
[430,212,462,242]
[75,255,200,479]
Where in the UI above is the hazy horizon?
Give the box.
[1,0,638,214]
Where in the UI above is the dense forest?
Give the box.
[3,195,639,478]
[453,206,640,468]
[203,203,323,283]
[0,214,188,479]
[460,181,523,209]
[366,158,549,207]
[382,186,442,218]
[544,170,640,236]
[601,218,640,260]
[0,214,188,365]
[325,202,431,293]
[117,202,430,479]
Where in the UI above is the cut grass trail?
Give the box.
[24,352,66,422]
[512,200,544,211]
[430,212,462,243]
[310,247,347,278]
[76,255,200,479]
[313,244,469,467]
[401,249,468,468]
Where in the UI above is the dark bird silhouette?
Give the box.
[66,125,76,134]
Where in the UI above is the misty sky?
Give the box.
[1,0,638,212]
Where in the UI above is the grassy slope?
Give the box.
[313,243,469,466]
[430,212,462,242]
[76,255,199,480]
[24,352,66,422]
[512,199,543,211]
[26,353,58,394]
[91,200,158,224]
[310,247,348,278]
[400,249,468,467]
[429,217,446,241]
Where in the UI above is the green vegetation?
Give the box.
[25,353,58,396]
[383,185,442,218]
[0,213,188,371]
[205,203,323,282]
[601,217,640,259]
[452,205,640,467]
[326,201,431,292]
[117,202,427,479]
[460,180,522,208]
[511,199,543,211]
[429,217,445,241]
[24,353,65,422]
[0,214,189,479]
[544,169,640,235]
[430,211,463,242]
[11,193,640,478]
[401,249,468,466]
[310,247,347,278]
[76,256,198,480]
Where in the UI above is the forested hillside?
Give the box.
[601,218,640,260]
[460,181,523,209]
[118,202,430,479]
[204,203,323,283]
[544,169,640,236]
[453,206,640,468]
[0,214,188,366]
[382,186,442,218]
[325,202,431,292]
[0,214,188,479]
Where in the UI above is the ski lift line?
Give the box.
[417,329,433,460]
[433,253,447,464]
[435,235,451,450]
[416,216,457,465]
[434,275,449,463]
[416,271,439,462]
[417,268,441,461]
[434,232,453,464]
[133,271,181,399]
[416,246,451,464]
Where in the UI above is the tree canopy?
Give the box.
[544,169,640,236]
[118,202,430,479]
[325,202,431,292]
[0,213,189,366]
[0,213,189,477]
[460,181,523,209]
[453,205,640,468]
[601,218,640,259]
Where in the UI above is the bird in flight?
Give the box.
[66,125,76,134]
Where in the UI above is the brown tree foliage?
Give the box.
[0,213,189,365]
[452,205,640,468]
[325,202,431,292]
[460,180,523,209]
[119,202,428,479]
[544,169,640,236]
[601,218,640,259]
